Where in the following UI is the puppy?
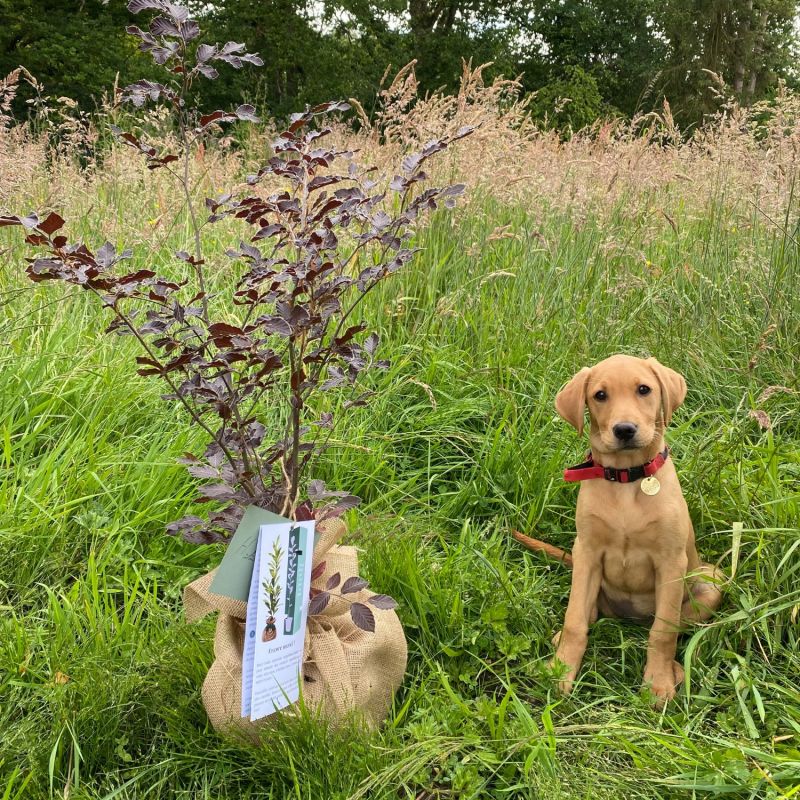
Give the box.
[552,355,722,704]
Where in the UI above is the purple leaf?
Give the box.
[213,42,264,68]
[350,602,375,632]
[119,269,156,284]
[307,479,327,500]
[401,153,423,174]
[187,464,221,479]
[199,110,232,128]
[325,572,341,590]
[443,183,466,196]
[127,0,166,13]
[235,103,260,123]
[196,43,216,63]
[253,223,285,241]
[19,213,41,229]
[149,16,181,37]
[320,365,346,391]
[196,64,219,79]
[389,175,409,192]
[208,322,244,337]
[96,241,117,268]
[371,210,391,229]
[364,332,379,357]
[315,495,362,522]
[258,316,292,336]
[38,212,65,235]
[341,576,368,594]
[368,594,398,610]
[310,101,350,114]
[331,495,361,513]
[294,500,315,521]
[181,19,200,41]
[198,483,236,501]
[309,591,330,615]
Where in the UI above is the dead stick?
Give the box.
[511,530,573,568]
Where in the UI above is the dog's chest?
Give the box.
[584,505,662,594]
[577,483,668,539]
[602,536,657,594]
[576,478,688,592]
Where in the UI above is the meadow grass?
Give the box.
[1,120,800,799]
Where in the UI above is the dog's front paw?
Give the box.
[551,642,583,696]
[549,657,578,695]
[643,660,684,707]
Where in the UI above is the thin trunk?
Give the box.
[745,9,769,102]
[733,0,753,94]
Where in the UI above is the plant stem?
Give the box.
[177,42,210,326]
[284,339,302,517]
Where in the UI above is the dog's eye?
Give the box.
[593,390,607,402]
[637,384,651,396]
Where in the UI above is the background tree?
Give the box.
[516,0,668,117]
[201,0,408,116]
[398,0,521,91]
[0,0,149,114]
[655,0,800,123]
[1,0,798,127]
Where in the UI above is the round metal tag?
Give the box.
[641,476,661,496]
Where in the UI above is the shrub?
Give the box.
[530,65,603,134]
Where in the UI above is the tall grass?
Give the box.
[1,66,799,798]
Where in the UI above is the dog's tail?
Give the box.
[511,530,573,568]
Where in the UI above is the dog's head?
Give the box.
[555,355,686,455]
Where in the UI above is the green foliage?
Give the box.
[1,151,799,795]
[529,65,603,133]
[519,0,668,118]
[209,0,408,116]
[1,0,799,127]
[200,0,520,117]
[654,0,800,124]
[0,0,151,114]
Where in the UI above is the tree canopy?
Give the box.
[0,0,147,109]
[1,0,798,127]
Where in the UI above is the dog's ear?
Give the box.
[555,367,591,435]
[646,358,687,426]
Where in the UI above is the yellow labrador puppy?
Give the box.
[553,354,722,704]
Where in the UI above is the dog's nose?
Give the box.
[613,422,638,442]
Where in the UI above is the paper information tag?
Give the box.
[242,520,315,721]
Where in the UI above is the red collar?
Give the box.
[564,447,669,484]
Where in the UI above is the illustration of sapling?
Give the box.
[262,538,284,642]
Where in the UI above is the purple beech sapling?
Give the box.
[1,1,473,554]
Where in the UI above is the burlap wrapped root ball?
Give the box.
[184,518,407,741]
